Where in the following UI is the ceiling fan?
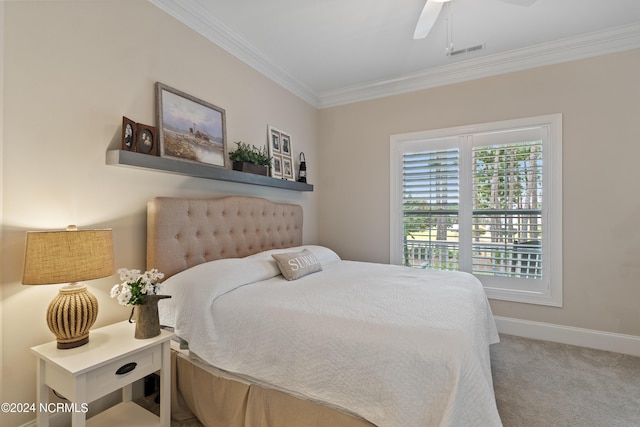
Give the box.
[414,0,538,40]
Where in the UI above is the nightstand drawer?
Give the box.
[85,345,161,402]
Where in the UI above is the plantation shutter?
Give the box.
[471,128,544,279]
[391,114,561,306]
[400,128,545,279]
[402,147,460,269]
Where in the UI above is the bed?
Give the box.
[147,196,502,427]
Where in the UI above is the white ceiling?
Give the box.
[150,0,640,108]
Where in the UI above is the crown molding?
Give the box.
[317,22,640,108]
[148,0,320,107]
[149,0,640,109]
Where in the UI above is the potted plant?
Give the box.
[228,141,272,176]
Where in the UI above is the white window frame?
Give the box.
[390,114,562,307]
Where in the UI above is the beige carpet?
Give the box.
[138,334,640,426]
[491,334,640,427]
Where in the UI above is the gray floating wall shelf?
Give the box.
[106,150,314,192]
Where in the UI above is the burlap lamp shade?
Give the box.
[22,226,115,349]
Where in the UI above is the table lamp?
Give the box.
[22,226,115,349]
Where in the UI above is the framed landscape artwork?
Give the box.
[156,82,227,167]
[268,125,295,180]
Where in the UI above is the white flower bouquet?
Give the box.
[110,268,165,306]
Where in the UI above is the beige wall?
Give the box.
[1,1,318,425]
[2,1,640,425]
[318,48,640,337]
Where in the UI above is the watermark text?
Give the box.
[1,402,88,414]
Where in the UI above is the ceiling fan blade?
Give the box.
[499,0,537,6]
[413,0,445,40]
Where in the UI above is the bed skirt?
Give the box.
[171,349,376,427]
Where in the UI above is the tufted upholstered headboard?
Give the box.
[147,196,303,280]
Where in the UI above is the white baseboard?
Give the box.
[495,316,640,357]
[18,390,122,427]
[18,412,67,427]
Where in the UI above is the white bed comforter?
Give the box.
[159,245,502,427]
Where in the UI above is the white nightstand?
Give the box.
[30,320,174,427]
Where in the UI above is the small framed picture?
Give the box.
[268,125,295,180]
[272,155,283,177]
[281,134,291,155]
[122,117,137,151]
[283,157,294,180]
[269,128,281,154]
[136,124,158,155]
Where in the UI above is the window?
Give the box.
[390,115,562,306]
